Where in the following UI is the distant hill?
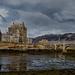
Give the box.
[33,33,75,43]
[60,33,75,41]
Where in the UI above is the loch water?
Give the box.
[0,53,75,71]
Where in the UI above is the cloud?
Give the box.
[0,8,19,25]
[4,0,41,5]
[0,0,75,37]
[54,10,75,22]
[0,8,8,17]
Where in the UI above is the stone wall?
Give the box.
[2,34,10,43]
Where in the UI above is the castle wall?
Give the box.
[10,36,14,43]
[2,34,10,43]
[20,27,27,43]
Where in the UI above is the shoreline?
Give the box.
[0,48,62,54]
[0,48,75,57]
[0,69,75,75]
[1,49,75,60]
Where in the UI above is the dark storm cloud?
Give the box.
[0,0,75,37]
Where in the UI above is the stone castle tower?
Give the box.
[2,22,27,43]
[8,22,27,43]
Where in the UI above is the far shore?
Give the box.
[0,43,75,55]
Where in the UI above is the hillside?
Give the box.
[33,33,75,43]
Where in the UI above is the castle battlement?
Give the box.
[10,22,25,28]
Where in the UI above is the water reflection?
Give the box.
[0,53,75,71]
[0,63,27,71]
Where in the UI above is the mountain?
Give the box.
[33,33,75,43]
[60,33,75,41]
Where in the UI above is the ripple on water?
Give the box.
[0,53,75,71]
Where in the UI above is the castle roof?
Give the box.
[11,24,21,28]
[10,22,25,28]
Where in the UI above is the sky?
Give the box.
[0,0,75,37]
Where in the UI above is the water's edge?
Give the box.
[0,69,75,75]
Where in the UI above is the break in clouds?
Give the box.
[0,0,75,37]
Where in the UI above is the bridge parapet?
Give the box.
[49,41,75,45]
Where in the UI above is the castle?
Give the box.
[0,22,32,43]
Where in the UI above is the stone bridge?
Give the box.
[49,41,75,52]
